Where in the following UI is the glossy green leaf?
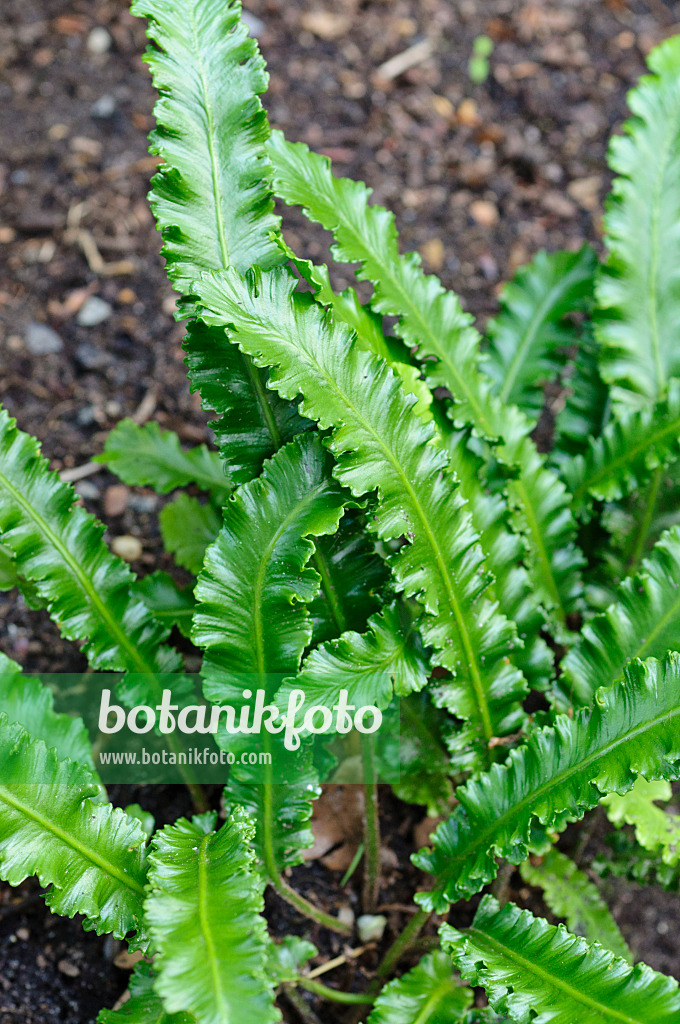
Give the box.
[567,380,680,510]
[596,37,680,406]
[190,266,528,771]
[96,419,228,497]
[414,654,680,910]
[146,810,279,1024]
[159,493,221,575]
[0,408,186,707]
[268,132,584,623]
[484,247,596,418]
[0,653,96,772]
[519,848,631,961]
[442,896,680,1023]
[561,525,680,705]
[132,571,195,638]
[367,951,472,1024]
[0,716,147,943]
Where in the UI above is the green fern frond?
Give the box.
[561,525,680,705]
[519,847,631,961]
[484,247,596,417]
[190,266,528,770]
[414,654,680,910]
[132,571,195,638]
[367,951,472,1023]
[602,776,680,866]
[567,380,680,510]
[596,36,680,406]
[96,419,228,497]
[0,716,147,943]
[98,962,194,1023]
[131,0,280,284]
[159,493,221,575]
[442,896,680,1024]
[268,132,584,623]
[145,809,279,1024]
[552,327,610,460]
[0,409,188,706]
[0,653,96,772]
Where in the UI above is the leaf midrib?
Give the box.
[576,411,680,497]
[466,924,642,1024]
[432,696,680,883]
[0,466,153,677]
[198,830,230,1020]
[0,783,146,898]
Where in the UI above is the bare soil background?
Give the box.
[1,0,680,1020]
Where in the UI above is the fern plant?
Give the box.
[2,3,680,1020]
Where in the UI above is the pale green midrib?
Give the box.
[312,546,348,635]
[433,697,680,877]
[616,562,680,666]
[466,925,643,1024]
[411,977,457,1024]
[198,831,230,1018]
[263,336,497,743]
[575,413,680,497]
[187,3,230,269]
[626,465,663,575]
[241,349,284,451]
[0,783,145,898]
[498,271,575,405]
[0,467,154,677]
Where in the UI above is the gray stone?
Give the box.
[242,11,265,36]
[75,343,110,370]
[87,27,112,54]
[77,296,112,327]
[25,321,63,355]
[91,94,116,119]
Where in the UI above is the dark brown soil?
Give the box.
[2,0,680,1020]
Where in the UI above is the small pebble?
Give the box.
[469,199,499,227]
[25,321,63,355]
[75,343,110,370]
[241,11,265,37]
[74,481,100,501]
[112,535,142,562]
[337,906,355,929]
[57,959,80,978]
[357,914,387,944]
[77,296,112,327]
[15,928,29,941]
[91,94,116,119]
[104,484,129,517]
[87,27,112,54]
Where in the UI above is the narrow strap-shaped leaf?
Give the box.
[193,433,347,700]
[98,962,195,1023]
[602,777,680,866]
[0,409,186,704]
[552,327,610,461]
[192,434,346,872]
[567,380,680,511]
[519,848,631,961]
[561,525,680,705]
[190,266,527,771]
[0,716,147,943]
[0,653,96,772]
[442,896,680,1024]
[131,0,280,284]
[132,0,308,487]
[96,419,229,497]
[146,810,279,1024]
[268,132,584,622]
[484,247,596,417]
[159,493,221,575]
[414,654,680,910]
[367,951,472,1024]
[596,36,680,406]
